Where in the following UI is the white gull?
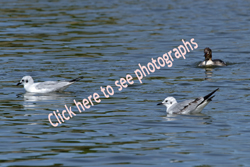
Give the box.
[157,88,219,114]
[17,76,81,93]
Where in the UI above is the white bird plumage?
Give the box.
[17,76,81,93]
[158,88,219,114]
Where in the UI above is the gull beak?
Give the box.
[157,102,163,105]
[17,82,22,86]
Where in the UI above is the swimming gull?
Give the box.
[17,76,81,93]
[157,88,219,114]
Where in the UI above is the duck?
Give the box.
[198,47,226,66]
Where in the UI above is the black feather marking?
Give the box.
[203,88,219,101]
[178,98,200,114]
[207,95,215,102]
[69,77,83,82]
[197,88,219,107]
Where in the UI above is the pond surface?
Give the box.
[1,0,250,166]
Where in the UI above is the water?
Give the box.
[1,0,250,166]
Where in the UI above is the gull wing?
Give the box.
[35,81,72,91]
[169,98,203,114]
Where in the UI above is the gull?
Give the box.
[157,88,219,114]
[17,76,81,93]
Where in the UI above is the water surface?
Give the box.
[1,0,250,166]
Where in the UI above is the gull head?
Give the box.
[157,96,177,110]
[17,76,34,86]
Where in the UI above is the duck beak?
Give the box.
[157,102,163,105]
[17,82,21,86]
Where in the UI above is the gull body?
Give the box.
[157,88,219,114]
[198,48,226,67]
[17,76,81,93]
